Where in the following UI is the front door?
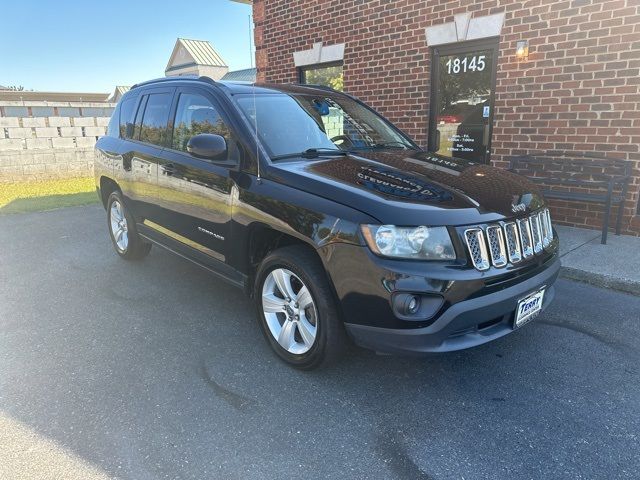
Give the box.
[428,39,499,164]
[151,86,238,265]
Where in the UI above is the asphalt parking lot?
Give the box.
[1,205,639,480]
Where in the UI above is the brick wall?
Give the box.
[0,103,112,182]
[252,0,640,235]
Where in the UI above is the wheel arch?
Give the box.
[243,223,335,296]
[99,176,121,208]
[245,223,314,278]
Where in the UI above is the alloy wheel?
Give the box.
[261,268,318,354]
[109,200,129,252]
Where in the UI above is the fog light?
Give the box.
[392,293,444,321]
[406,295,420,315]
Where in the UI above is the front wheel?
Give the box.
[106,191,151,261]
[254,245,348,369]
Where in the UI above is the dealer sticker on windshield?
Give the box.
[514,288,546,328]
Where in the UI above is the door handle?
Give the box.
[161,163,176,176]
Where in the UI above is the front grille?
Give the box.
[463,208,554,271]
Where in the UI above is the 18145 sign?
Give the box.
[445,55,486,74]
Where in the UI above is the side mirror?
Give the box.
[187,134,227,160]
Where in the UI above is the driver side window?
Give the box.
[171,92,230,152]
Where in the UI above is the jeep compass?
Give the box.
[95,76,560,369]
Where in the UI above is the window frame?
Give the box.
[297,61,344,88]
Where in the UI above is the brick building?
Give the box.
[238,0,640,235]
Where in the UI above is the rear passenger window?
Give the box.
[139,93,172,146]
[118,97,136,138]
[171,92,230,152]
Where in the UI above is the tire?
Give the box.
[254,245,348,369]
[106,191,151,261]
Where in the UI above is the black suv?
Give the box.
[95,76,560,369]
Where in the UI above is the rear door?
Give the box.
[120,87,175,222]
[150,86,239,264]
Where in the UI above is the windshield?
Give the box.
[236,92,416,158]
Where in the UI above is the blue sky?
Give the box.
[0,0,253,93]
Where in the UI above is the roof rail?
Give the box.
[131,75,217,90]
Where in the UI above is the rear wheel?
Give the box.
[106,191,151,261]
[254,245,347,369]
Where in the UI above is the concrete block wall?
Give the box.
[0,148,96,183]
[0,100,115,182]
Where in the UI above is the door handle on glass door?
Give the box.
[483,125,490,146]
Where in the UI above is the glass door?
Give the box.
[428,39,499,164]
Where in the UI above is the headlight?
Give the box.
[360,225,456,260]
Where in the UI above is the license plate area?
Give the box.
[514,287,545,328]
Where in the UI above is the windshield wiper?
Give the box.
[271,148,352,161]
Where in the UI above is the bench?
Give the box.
[509,151,632,244]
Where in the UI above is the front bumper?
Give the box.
[343,256,560,355]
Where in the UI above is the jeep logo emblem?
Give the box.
[511,203,527,213]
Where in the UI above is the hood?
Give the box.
[267,150,545,226]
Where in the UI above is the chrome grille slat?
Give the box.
[543,209,553,248]
[539,210,550,248]
[464,209,553,271]
[486,225,507,267]
[503,222,522,263]
[517,217,534,259]
[464,228,490,271]
[530,215,543,254]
